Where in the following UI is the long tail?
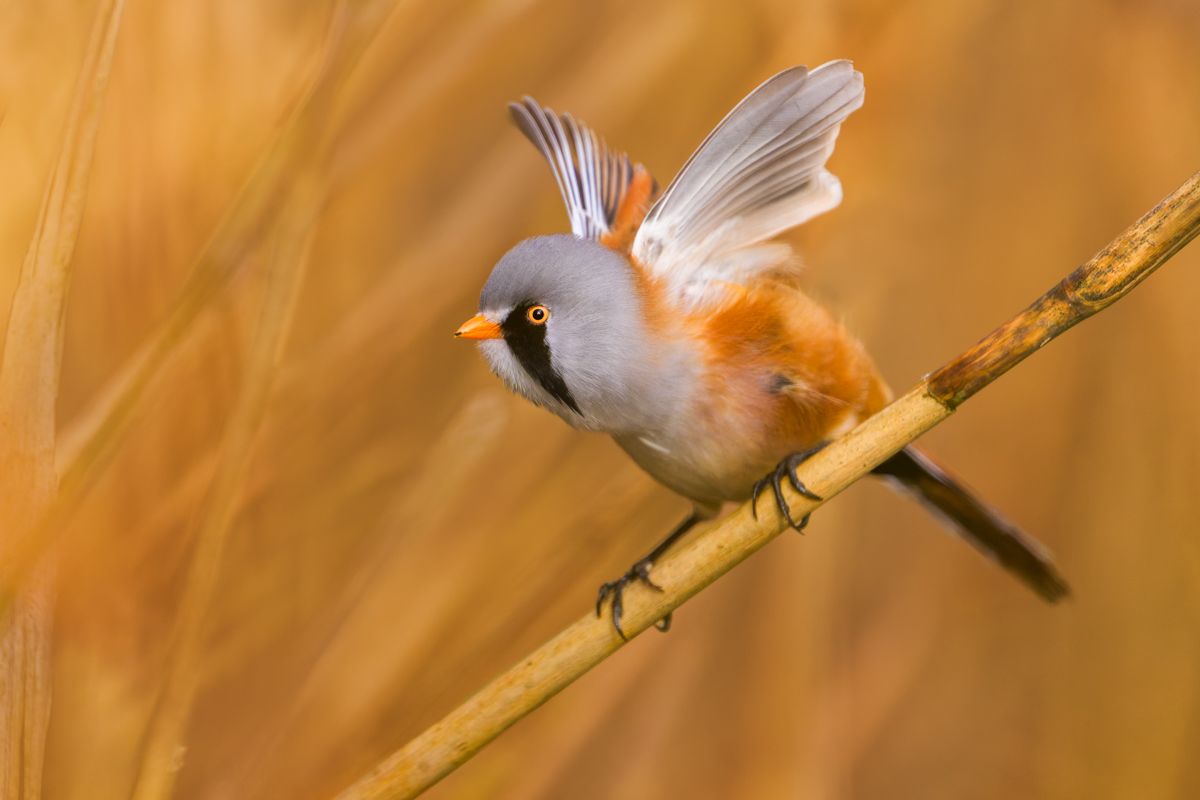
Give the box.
[873,446,1070,602]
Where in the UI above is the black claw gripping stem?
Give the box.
[595,512,701,639]
[594,444,828,638]
[751,443,828,532]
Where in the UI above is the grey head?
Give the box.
[463,234,678,433]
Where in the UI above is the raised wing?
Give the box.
[631,61,865,307]
[509,97,653,246]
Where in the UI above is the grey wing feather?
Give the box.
[632,60,865,303]
[509,97,635,240]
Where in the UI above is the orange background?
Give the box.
[2,1,1199,797]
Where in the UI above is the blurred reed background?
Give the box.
[1,0,1198,798]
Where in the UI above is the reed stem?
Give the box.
[335,170,1200,800]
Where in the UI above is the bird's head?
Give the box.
[455,234,661,431]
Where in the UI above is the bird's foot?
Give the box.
[596,559,671,640]
[751,444,828,532]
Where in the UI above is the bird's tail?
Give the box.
[873,446,1070,602]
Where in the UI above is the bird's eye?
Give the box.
[526,305,550,325]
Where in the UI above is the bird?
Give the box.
[455,60,1069,638]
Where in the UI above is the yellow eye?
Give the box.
[526,305,550,325]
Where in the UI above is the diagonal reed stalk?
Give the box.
[335,170,1200,800]
[0,1,125,798]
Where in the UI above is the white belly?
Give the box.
[613,393,862,511]
[613,428,769,512]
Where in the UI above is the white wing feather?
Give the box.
[632,61,865,307]
[509,97,635,241]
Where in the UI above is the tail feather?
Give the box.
[873,447,1070,602]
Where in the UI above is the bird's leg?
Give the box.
[596,511,702,640]
[751,443,828,532]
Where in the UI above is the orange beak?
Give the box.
[454,314,502,340]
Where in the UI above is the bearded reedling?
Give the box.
[456,61,1069,637]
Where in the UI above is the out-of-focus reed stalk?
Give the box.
[0,2,124,797]
[127,3,425,793]
[0,0,400,619]
[129,171,326,800]
[335,170,1200,800]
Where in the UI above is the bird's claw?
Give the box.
[596,559,667,640]
[751,445,827,532]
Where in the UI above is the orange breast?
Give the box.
[683,279,890,498]
[619,246,890,503]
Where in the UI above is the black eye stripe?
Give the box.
[501,301,581,415]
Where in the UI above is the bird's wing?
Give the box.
[509,97,655,249]
[631,61,864,308]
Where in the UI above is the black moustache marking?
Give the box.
[501,301,582,415]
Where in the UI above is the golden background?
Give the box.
[1,0,1199,797]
